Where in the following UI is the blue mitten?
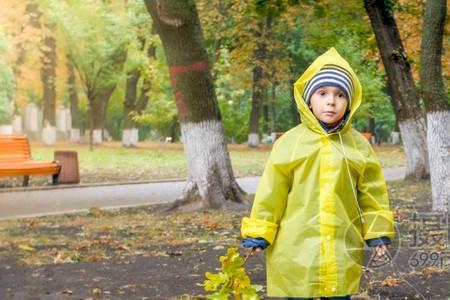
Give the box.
[366,236,391,247]
[242,237,270,250]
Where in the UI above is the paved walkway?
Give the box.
[0,167,405,220]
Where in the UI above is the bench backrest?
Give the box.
[0,135,32,163]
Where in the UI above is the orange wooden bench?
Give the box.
[0,135,61,186]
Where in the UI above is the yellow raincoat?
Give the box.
[241,48,395,298]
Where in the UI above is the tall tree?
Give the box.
[144,0,247,211]
[197,0,297,144]
[248,20,267,147]
[123,68,141,146]
[247,2,293,147]
[66,56,80,143]
[419,0,449,211]
[42,0,129,150]
[122,45,154,147]
[26,2,58,145]
[364,0,429,180]
[40,23,57,132]
[122,2,155,147]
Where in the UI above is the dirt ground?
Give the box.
[0,180,448,300]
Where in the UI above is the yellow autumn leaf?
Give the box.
[18,244,35,252]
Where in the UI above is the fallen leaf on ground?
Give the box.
[19,244,35,252]
[62,288,73,295]
[381,276,401,287]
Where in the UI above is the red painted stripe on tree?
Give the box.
[169,61,209,75]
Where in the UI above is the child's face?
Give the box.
[309,86,348,127]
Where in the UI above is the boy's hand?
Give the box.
[373,244,388,257]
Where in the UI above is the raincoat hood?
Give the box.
[293,47,362,135]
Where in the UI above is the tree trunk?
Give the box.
[136,78,151,113]
[122,42,155,147]
[248,21,266,148]
[67,57,80,143]
[13,42,26,109]
[123,69,140,130]
[86,46,126,149]
[368,115,375,143]
[88,96,103,146]
[270,82,277,132]
[94,88,115,143]
[85,83,116,149]
[41,25,57,128]
[122,69,141,147]
[25,2,57,144]
[419,0,449,211]
[262,89,269,134]
[368,116,375,135]
[364,0,429,180]
[290,79,300,126]
[144,0,247,211]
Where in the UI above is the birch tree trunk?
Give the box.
[123,69,140,147]
[144,0,247,211]
[364,0,429,180]
[90,87,116,145]
[419,0,450,211]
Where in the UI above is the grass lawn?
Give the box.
[27,142,404,182]
[3,141,405,186]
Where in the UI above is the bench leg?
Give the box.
[52,174,59,185]
[23,176,30,187]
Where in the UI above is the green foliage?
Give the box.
[132,95,177,138]
[272,89,296,131]
[384,0,398,17]
[295,0,396,139]
[199,247,262,300]
[254,0,290,18]
[106,77,125,140]
[41,0,130,96]
[123,0,154,75]
[132,47,177,138]
[32,0,399,142]
[332,35,395,139]
[0,28,14,124]
[215,49,251,143]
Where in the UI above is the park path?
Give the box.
[0,167,405,220]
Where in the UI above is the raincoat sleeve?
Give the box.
[240,146,291,245]
[357,146,395,242]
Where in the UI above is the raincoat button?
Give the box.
[324,183,330,189]
[332,287,336,292]
[326,235,331,240]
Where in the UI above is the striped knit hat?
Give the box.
[302,65,354,107]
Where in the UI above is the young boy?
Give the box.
[241,47,395,300]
